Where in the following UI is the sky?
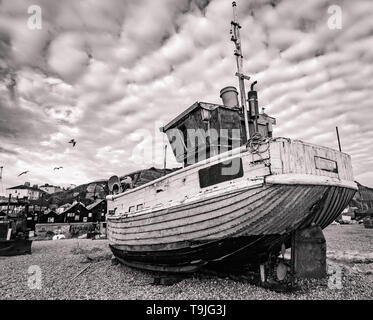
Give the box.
[0,0,372,194]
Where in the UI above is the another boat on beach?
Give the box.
[0,199,32,256]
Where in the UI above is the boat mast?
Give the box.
[231,1,250,142]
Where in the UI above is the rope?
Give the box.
[246,132,270,155]
[246,132,271,167]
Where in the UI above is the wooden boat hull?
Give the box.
[108,184,355,272]
[107,138,357,272]
[0,239,32,256]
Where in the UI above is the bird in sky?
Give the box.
[18,170,29,177]
[68,139,77,147]
[53,166,63,170]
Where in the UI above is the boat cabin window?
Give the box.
[129,206,135,213]
[198,157,244,188]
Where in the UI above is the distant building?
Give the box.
[37,200,105,224]
[86,199,107,222]
[56,203,71,214]
[351,182,373,219]
[61,202,89,223]
[357,183,373,209]
[6,183,45,200]
[39,184,62,194]
[38,209,65,224]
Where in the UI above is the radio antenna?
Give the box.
[163,144,167,175]
[336,126,342,152]
[231,1,250,141]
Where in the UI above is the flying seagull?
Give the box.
[68,139,77,147]
[18,170,29,177]
[54,166,63,170]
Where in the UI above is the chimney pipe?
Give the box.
[220,86,239,108]
[250,81,257,91]
[248,81,259,132]
[248,81,259,118]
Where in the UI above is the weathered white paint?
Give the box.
[107,146,270,218]
[269,138,354,181]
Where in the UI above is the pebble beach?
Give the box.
[1,224,372,300]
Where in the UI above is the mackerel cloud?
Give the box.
[0,0,372,190]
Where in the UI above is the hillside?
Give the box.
[41,167,180,208]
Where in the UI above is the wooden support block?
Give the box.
[292,225,327,279]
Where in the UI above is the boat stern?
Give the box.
[266,137,357,191]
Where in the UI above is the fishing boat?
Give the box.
[0,199,32,256]
[106,2,357,275]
